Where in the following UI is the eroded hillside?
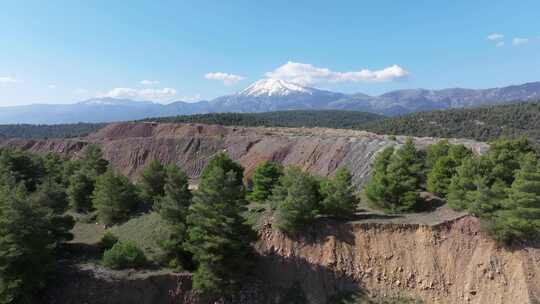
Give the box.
[0,122,488,187]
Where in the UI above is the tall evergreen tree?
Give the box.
[138,159,167,205]
[248,161,283,202]
[272,167,321,232]
[487,153,540,244]
[365,140,423,213]
[185,155,254,294]
[92,170,140,225]
[319,167,357,218]
[67,169,95,212]
[81,144,109,175]
[155,165,192,269]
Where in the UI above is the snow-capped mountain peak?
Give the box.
[238,79,313,97]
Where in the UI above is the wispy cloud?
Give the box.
[101,87,177,102]
[48,84,57,89]
[487,33,504,41]
[140,80,160,85]
[513,37,529,46]
[74,88,88,95]
[496,41,505,48]
[265,61,409,86]
[0,76,23,84]
[177,94,202,103]
[205,72,244,85]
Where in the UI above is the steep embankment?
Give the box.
[48,215,540,304]
[256,216,540,304]
[0,122,487,186]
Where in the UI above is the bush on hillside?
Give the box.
[102,241,147,269]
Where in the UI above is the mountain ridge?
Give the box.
[2,79,540,124]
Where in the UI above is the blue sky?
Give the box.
[1,0,539,106]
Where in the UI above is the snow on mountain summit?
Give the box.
[238,79,314,97]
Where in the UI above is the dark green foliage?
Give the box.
[0,123,105,139]
[320,167,357,218]
[487,137,534,185]
[426,143,472,197]
[92,170,140,225]
[200,152,244,187]
[425,140,450,170]
[155,165,192,269]
[0,149,44,192]
[365,140,424,213]
[0,177,74,304]
[248,161,283,202]
[185,154,254,294]
[361,101,540,153]
[99,232,119,250]
[144,110,384,129]
[81,145,109,175]
[0,186,55,304]
[484,153,540,244]
[138,160,167,205]
[67,169,95,212]
[102,241,147,269]
[271,167,321,232]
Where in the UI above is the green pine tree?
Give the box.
[248,161,283,202]
[81,144,109,175]
[138,159,167,205]
[0,186,55,304]
[155,165,192,269]
[92,170,140,225]
[67,169,95,212]
[486,153,540,244]
[185,154,254,294]
[320,167,357,218]
[272,167,321,232]
[365,140,423,213]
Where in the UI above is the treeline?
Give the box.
[361,101,540,152]
[364,137,540,245]
[0,123,105,139]
[143,110,384,129]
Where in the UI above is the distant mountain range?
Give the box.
[1,79,540,124]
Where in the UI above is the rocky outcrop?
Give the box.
[255,216,540,304]
[0,122,488,186]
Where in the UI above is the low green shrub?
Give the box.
[102,241,147,269]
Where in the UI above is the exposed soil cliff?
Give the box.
[255,215,540,304]
[47,215,539,304]
[0,122,488,186]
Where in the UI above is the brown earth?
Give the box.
[255,215,540,304]
[47,214,540,304]
[0,122,488,186]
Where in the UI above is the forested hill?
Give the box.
[143,110,385,129]
[361,101,540,150]
[0,123,106,139]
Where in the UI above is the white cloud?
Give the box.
[496,41,505,47]
[264,61,409,85]
[513,37,529,46]
[177,94,202,103]
[205,72,244,85]
[0,76,22,84]
[140,80,160,85]
[48,84,57,89]
[101,87,178,102]
[487,33,504,41]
